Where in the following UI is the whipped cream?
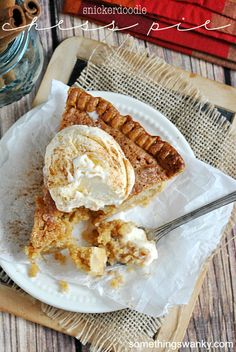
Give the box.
[44,125,135,212]
[122,226,158,266]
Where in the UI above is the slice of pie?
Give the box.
[26,87,185,262]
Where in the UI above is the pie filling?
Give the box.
[84,220,158,267]
[26,88,185,276]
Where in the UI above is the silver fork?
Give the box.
[146,190,236,242]
[107,191,236,271]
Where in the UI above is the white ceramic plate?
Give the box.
[0,91,194,313]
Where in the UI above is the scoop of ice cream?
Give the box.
[44,125,135,212]
[121,225,158,266]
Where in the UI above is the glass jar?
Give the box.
[0,28,44,107]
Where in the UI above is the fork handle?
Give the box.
[152,191,236,241]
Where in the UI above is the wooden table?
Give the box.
[0,0,236,351]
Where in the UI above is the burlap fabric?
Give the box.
[1,39,236,352]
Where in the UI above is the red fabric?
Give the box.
[63,0,236,68]
[140,0,236,36]
[176,0,236,20]
[85,0,236,42]
[63,0,82,13]
[94,0,236,35]
[175,0,225,14]
[156,16,236,44]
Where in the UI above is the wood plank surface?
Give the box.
[0,0,235,351]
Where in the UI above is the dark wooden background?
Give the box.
[0,0,235,351]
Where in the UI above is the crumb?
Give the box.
[127,266,134,272]
[59,280,69,293]
[69,246,107,276]
[110,273,124,288]
[28,263,39,277]
[54,252,67,265]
